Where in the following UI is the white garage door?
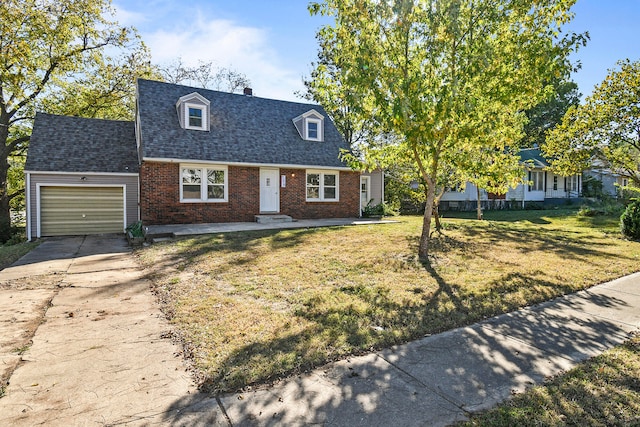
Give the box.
[40,186,125,236]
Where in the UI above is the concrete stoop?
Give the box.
[254,214,294,224]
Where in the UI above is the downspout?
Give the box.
[25,172,31,241]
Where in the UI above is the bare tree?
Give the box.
[159,58,251,93]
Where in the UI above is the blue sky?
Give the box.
[113,0,640,102]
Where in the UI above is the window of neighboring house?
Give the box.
[529,171,544,191]
[553,176,558,191]
[306,170,339,201]
[306,118,321,141]
[623,178,629,187]
[181,165,227,202]
[568,175,579,192]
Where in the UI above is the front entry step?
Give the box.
[255,214,294,224]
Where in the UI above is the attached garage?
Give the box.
[39,186,125,236]
[25,113,140,240]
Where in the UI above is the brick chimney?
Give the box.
[243,87,253,96]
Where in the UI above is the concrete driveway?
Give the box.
[0,235,222,426]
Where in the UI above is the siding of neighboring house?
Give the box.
[585,169,619,196]
[26,172,139,240]
[140,162,360,224]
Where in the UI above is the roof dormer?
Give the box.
[293,109,324,142]
[176,92,210,131]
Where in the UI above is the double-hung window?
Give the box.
[529,171,544,191]
[188,107,203,128]
[181,165,227,202]
[306,119,321,141]
[306,170,339,201]
[185,104,206,130]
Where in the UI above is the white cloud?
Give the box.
[111,2,148,27]
[142,13,304,101]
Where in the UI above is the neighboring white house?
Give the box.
[440,148,582,210]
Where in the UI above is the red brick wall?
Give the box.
[140,161,361,224]
[279,169,360,219]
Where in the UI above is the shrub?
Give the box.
[362,201,399,217]
[620,200,640,240]
[126,221,145,238]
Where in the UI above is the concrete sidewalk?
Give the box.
[0,234,639,426]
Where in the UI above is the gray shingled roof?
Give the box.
[25,113,138,173]
[137,79,350,169]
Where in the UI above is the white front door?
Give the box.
[260,168,279,213]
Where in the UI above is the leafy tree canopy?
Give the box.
[309,0,585,259]
[0,0,142,242]
[522,79,581,148]
[544,59,640,190]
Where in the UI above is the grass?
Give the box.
[137,208,640,393]
[0,240,38,270]
[460,333,640,426]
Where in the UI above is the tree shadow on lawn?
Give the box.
[169,257,635,426]
[196,257,582,395]
[144,227,323,275]
[434,222,633,264]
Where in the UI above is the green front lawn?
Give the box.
[137,209,640,393]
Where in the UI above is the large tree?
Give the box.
[0,0,140,242]
[522,79,581,148]
[544,59,640,190]
[309,0,584,259]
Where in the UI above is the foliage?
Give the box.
[159,57,251,93]
[362,201,398,217]
[0,0,141,243]
[521,79,581,148]
[581,175,604,198]
[621,200,640,240]
[309,0,585,259]
[577,200,624,218]
[40,46,161,120]
[544,59,640,190]
[126,220,144,238]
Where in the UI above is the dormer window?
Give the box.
[188,106,203,128]
[293,109,324,142]
[176,92,210,131]
[306,119,320,140]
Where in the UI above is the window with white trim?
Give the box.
[181,165,227,202]
[529,171,544,191]
[306,170,339,201]
[185,104,206,130]
[306,118,321,141]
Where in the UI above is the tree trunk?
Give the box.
[0,124,12,243]
[476,185,483,220]
[418,181,436,260]
[0,192,10,243]
[433,203,442,232]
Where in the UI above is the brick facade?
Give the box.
[140,161,361,225]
